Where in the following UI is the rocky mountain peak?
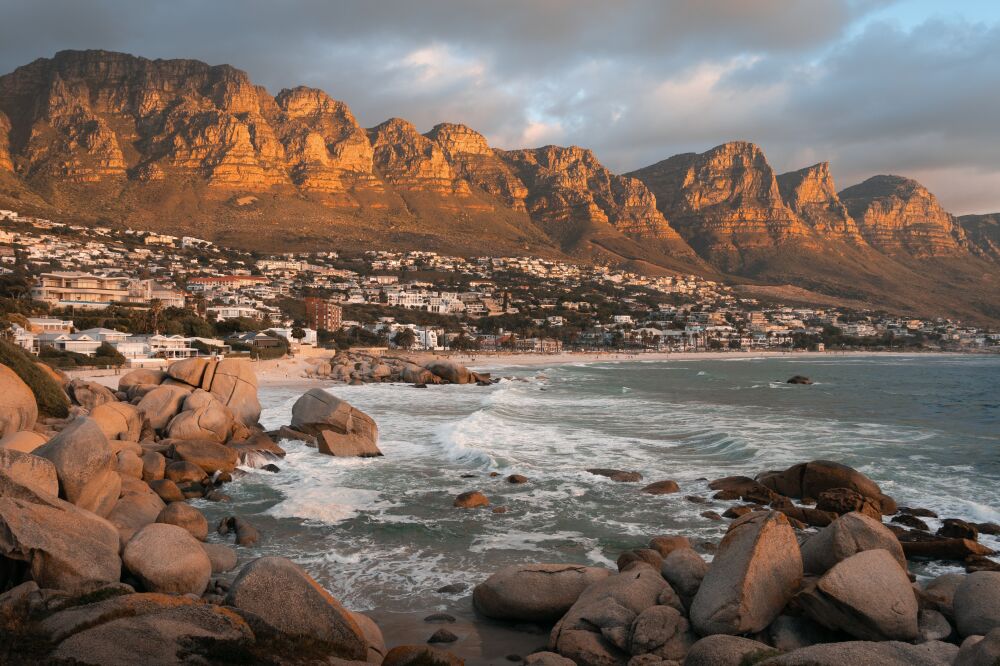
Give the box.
[839,175,966,256]
[367,117,463,193]
[777,162,862,241]
[275,87,355,122]
[425,123,491,156]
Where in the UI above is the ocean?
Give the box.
[194,354,1000,614]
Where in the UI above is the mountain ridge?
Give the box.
[1,50,998,322]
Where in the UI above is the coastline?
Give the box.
[66,349,975,389]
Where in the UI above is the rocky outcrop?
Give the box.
[958,213,1000,262]
[839,175,966,256]
[777,162,863,241]
[368,118,468,195]
[427,123,528,211]
[289,388,381,457]
[0,110,12,171]
[629,141,812,269]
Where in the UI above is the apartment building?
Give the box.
[31,272,130,310]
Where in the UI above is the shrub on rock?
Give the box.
[690,511,802,636]
[122,523,212,595]
[473,563,611,623]
[225,556,368,659]
[0,340,69,419]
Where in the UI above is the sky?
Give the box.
[1,0,999,213]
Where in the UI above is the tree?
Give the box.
[393,327,416,349]
[291,327,306,341]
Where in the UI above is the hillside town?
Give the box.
[1,209,997,366]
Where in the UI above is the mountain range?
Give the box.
[1,50,998,323]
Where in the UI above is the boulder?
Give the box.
[0,448,59,498]
[628,604,696,661]
[550,565,667,663]
[642,480,680,494]
[166,357,214,387]
[230,432,286,465]
[424,360,474,384]
[708,475,781,504]
[917,609,954,643]
[587,468,643,482]
[352,611,387,662]
[524,652,575,666]
[617,549,663,572]
[894,529,994,560]
[756,640,958,665]
[163,460,207,485]
[955,628,1000,666]
[661,547,708,603]
[217,515,260,546]
[938,518,979,541]
[767,614,839,652]
[225,556,367,659]
[757,460,892,512]
[690,511,802,636]
[136,385,191,431]
[0,429,47,453]
[207,358,261,425]
[291,388,381,457]
[0,364,37,438]
[116,450,143,479]
[649,535,692,557]
[89,402,143,442]
[800,512,907,575]
[473,563,611,623]
[67,379,117,411]
[383,645,463,666]
[148,478,185,503]
[171,438,238,474]
[953,571,1000,636]
[33,417,121,517]
[106,491,166,544]
[118,368,166,392]
[798,549,918,641]
[815,488,882,520]
[48,595,253,666]
[683,635,776,666]
[156,502,208,541]
[201,542,238,573]
[165,390,234,442]
[0,492,121,593]
[454,490,489,508]
[140,450,165,482]
[922,572,965,618]
[786,375,813,384]
[122,523,212,595]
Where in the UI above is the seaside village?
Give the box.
[1,209,997,367]
[2,204,1000,665]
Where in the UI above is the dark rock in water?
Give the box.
[492,506,508,514]
[488,471,500,477]
[454,490,489,508]
[757,460,894,514]
[980,522,1000,535]
[891,526,994,560]
[383,645,463,666]
[723,505,757,519]
[261,464,280,473]
[816,487,882,520]
[587,468,642,482]
[216,515,260,546]
[709,475,780,504]
[412,383,428,389]
[204,489,231,502]
[424,613,456,622]
[899,506,938,518]
[685,495,709,504]
[938,518,979,541]
[787,375,813,384]
[460,473,477,478]
[427,628,458,643]
[436,583,466,594]
[506,474,528,484]
[642,479,680,494]
[966,555,1000,573]
[892,514,931,531]
[702,510,723,521]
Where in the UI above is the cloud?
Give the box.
[0,0,997,212]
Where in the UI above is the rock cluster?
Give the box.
[0,356,394,663]
[303,351,493,386]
